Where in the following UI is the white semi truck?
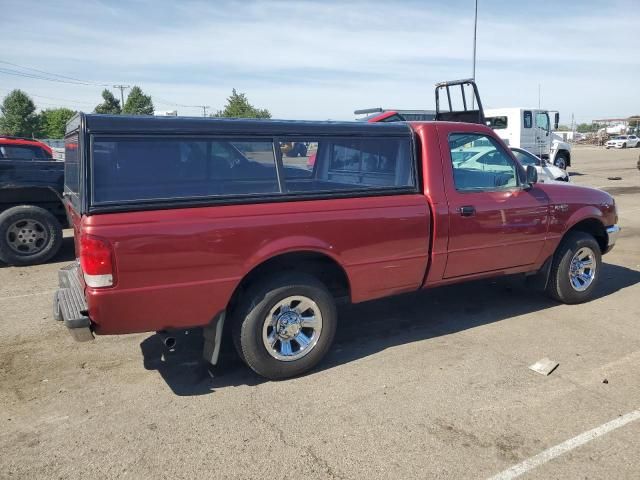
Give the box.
[485,108,572,170]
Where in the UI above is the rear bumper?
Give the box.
[54,263,94,342]
[605,225,621,254]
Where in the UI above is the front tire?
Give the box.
[0,205,62,266]
[546,231,601,304]
[232,273,337,380]
[554,154,568,170]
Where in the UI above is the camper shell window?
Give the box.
[91,136,415,205]
[77,115,417,211]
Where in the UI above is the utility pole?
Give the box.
[113,85,130,109]
[571,113,575,132]
[200,105,210,117]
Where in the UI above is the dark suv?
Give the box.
[0,136,66,266]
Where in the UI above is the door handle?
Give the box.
[458,205,476,217]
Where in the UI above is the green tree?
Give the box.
[94,89,122,114]
[212,89,271,118]
[123,86,154,115]
[0,89,40,137]
[39,108,76,139]
[576,123,602,133]
[557,124,571,131]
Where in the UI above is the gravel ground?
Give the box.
[1,145,639,479]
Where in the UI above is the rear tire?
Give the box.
[232,273,337,380]
[545,231,601,304]
[0,205,62,266]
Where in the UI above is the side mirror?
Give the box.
[526,165,538,185]
[554,113,559,130]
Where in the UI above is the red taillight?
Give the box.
[79,234,114,288]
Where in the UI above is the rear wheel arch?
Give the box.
[0,186,66,223]
[228,251,351,313]
[0,186,63,204]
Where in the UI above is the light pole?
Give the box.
[471,0,478,109]
[472,0,478,81]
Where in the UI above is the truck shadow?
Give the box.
[139,262,640,396]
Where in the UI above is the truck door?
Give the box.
[520,110,536,153]
[534,111,551,158]
[438,125,549,278]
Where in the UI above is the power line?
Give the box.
[0,67,97,85]
[30,93,95,106]
[0,59,214,115]
[0,89,95,106]
[0,60,110,86]
[153,95,203,109]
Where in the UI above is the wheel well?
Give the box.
[227,251,351,312]
[0,187,66,224]
[567,218,607,253]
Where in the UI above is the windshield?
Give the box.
[510,149,540,167]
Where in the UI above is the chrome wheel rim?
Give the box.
[569,247,596,292]
[556,158,566,169]
[262,295,323,362]
[5,219,48,255]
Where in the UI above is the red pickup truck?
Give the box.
[55,105,619,379]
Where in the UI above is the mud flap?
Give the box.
[202,312,225,366]
[526,256,553,291]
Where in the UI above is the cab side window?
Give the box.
[523,111,532,129]
[449,133,520,191]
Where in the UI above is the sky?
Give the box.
[1,0,638,124]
